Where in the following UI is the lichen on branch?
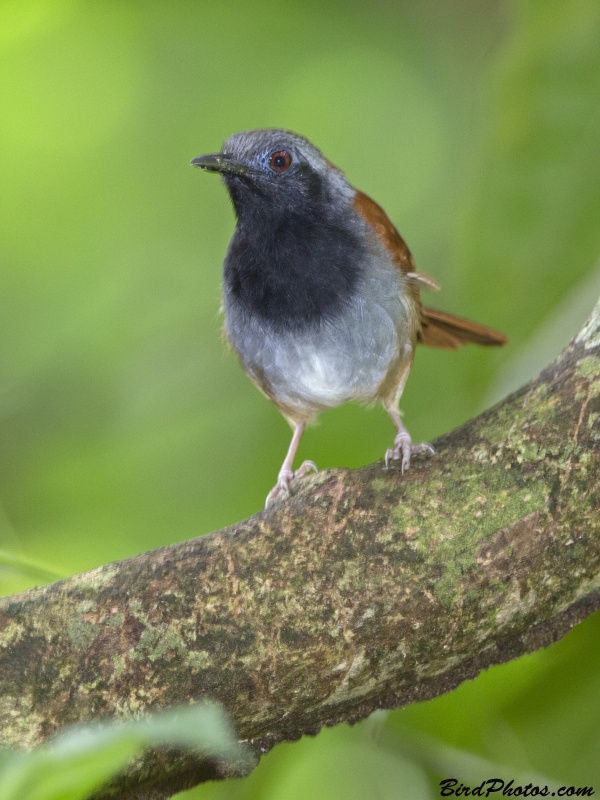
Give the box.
[1,299,600,800]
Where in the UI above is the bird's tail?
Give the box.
[418,306,508,350]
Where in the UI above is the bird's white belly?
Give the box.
[235,292,412,418]
[294,347,355,403]
[272,338,392,411]
[224,256,417,420]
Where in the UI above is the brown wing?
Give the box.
[353,189,416,274]
[353,189,507,350]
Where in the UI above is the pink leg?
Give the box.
[265,421,318,507]
[384,407,435,473]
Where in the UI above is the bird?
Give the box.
[191,129,507,506]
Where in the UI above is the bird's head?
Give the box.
[191,129,352,219]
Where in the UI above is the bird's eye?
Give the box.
[269,151,292,172]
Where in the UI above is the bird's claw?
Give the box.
[294,460,318,479]
[385,433,434,473]
[265,461,318,507]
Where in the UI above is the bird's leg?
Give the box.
[384,407,435,473]
[265,421,318,507]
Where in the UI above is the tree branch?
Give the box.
[2,300,600,799]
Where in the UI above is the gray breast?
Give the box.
[223,251,415,420]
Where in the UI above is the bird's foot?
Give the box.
[385,432,435,474]
[265,460,318,507]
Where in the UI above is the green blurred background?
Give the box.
[1,0,600,796]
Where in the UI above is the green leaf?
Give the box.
[255,739,432,800]
[0,550,64,582]
[0,738,141,800]
[0,701,249,800]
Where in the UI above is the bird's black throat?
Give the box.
[223,181,366,332]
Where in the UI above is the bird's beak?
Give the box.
[190,153,251,176]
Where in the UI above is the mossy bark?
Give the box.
[2,302,600,799]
